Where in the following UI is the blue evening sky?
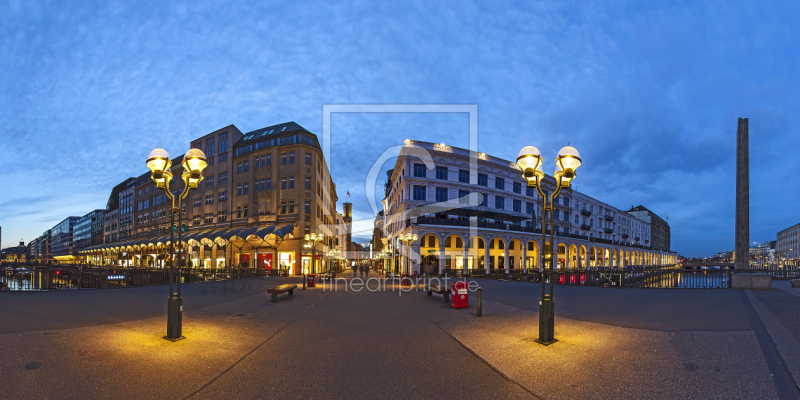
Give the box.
[1,0,798,257]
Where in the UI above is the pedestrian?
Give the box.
[352,264,357,278]
[363,264,370,278]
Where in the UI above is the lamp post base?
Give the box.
[166,294,183,341]
[536,296,557,346]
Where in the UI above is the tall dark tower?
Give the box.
[732,118,770,289]
[343,202,353,259]
[735,118,750,271]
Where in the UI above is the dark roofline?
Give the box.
[233,121,311,148]
[627,205,668,225]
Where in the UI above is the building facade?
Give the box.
[627,205,670,252]
[73,210,105,263]
[51,216,80,261]
[382,140,676,274]
[777,222,800,262]
[78,121,341,275]
[229,122,338,274]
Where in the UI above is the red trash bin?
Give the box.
[451,281,469,309]
[401,273,411,286]
[307,274,316,288]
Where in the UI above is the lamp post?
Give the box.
[516,145,581,346]
[304,233,324,274]
[146,148,208,341]
[397,233,418,275]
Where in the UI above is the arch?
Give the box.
[444,234,465,270]
[579,245,587,269]
[556,243,567,270]
[508,238,524,270]
[526,240,539,269]
[466,234,486,270]
[569,244,579,270]
[488,237,506,269]
[420,233,440,273]
[589,246,597,268]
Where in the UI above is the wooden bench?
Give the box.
[424,284,450,303]
[268,284,297,303]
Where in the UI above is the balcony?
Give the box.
[604,228,613,234]
[580,224,591,230]
[604,214,614,221]
[580,209,591,216]
[635,237,640,241]
[621,233,629,239]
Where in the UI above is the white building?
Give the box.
[382,140,676,274]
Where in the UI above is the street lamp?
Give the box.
[397,233,418,275]
[146,147,207,341]
[516,145,581,346]
[304,233,324,274]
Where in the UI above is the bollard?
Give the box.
[476,287,482,317]
[303,274,306,290]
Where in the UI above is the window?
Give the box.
[306,153,311,165]
[436,166,447,180]
[458,190,469,205]
[243,183,249,194]
[281,177,287,190]
[495,177,504,190]
[237,162,242,174]
[137,190,141,197]
[281,201,287,214]
[479,193,488,207]
[266,154,271,166]
[206,175,214,187]
[564,211,570,222]
[563,197,570,207]
[289,152,295,164]
[526,187,535,197]
[554,210,559,220]
[237,184,242,196]
[458,169,469,183]
[478,174,488,186]
[254,180,260,192]
[288,201,295,213]
[513,199,521,213]
[266,178,271,190]
[193,215,201,225]
[260,179,266,191]
[413,185,426,201]
[435,188,447,202]
[526,202,534,215]
[281,152,287,165]
[218,210,227,222]
[304,201,311,214]
[495,196,505,209]
[219,172,228,183]
[288,176,294,189]
[205,194,213,205]
[218,153,228,163]
[513,182,521,194]
[205,138,214,158]
[413,164,426,178]
[205,213,214,223]
[243,161,249,172]
[305,177,311,190]
[219,191,227,202]
[193,197,200,207]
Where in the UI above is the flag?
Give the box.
[347,191,350,197]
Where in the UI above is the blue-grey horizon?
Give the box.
[1,0,799,257]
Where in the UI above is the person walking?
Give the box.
[363,263,370,278]
[352,264,357,278]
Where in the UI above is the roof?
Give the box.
[627,205,667,225]
[234,121,310,146]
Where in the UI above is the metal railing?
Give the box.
[0,267,289,292]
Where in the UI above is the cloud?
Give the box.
[1,0,799,256]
